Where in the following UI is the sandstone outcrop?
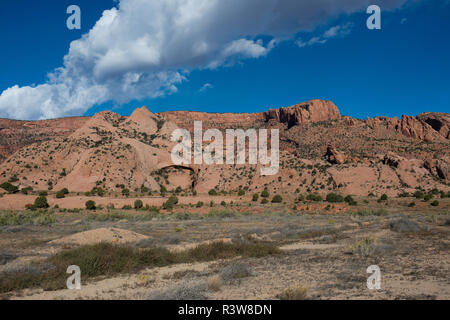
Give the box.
[417,112,450,139]
[382,152,407,168]
[424,158,450,181]
[366,115,441,141]
[325,145,346,164]
[264,99,341,128]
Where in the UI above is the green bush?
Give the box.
[379,194,388,201]
[423,194,433,202]
[326,193,344,203]
[55,189,66,199]
[271,195,283,203]
[85,200,96,210]
[430,200,439,207]
[306,193,322,202]
[413,191,424,199]
[344,195,357,206]
[134,199,143,209]
[162,196,179,210]
[122,188,130,196]
[220,201,227,206]
[261,188,270,198]
[34,196,49,209]
[21,186,33,195]
[252,194,259,202]
[238,189,245,196]
[196,201,204,208]
[261,198,269,204]
[0,182,18,194]
[208,189,218,196]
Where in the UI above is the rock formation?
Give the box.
[417,112,450,139]
[264,99,341,128]
[325,145,346,164]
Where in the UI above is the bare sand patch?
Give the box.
[49,228,149,246]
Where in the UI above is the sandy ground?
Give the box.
[0,199,448,300]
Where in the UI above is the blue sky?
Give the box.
[0,0,449,120]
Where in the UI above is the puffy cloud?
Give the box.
[0,0,408,119]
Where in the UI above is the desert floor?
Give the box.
[0,195,449,300]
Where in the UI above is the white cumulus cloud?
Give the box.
[0,0,408,119]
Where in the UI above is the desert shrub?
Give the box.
[34,196,49,209]
[122,205,132,210]
[261,188,270,198]
[423,194,433,202]
[352,208,387,216]
[134,199,143,209]
[252,194,259,202]
[175,213,191,220]
[220,263,251,282]
[20,186,33,195]
[207,275,223,292]
[261,198,269,204]
[206,209,235,219]
[220,201,227,206]
[351,237,378,256]
[238,189,245,196]
[413,191,424,199]
[122,188,130,196]
[55,190,65,199]
[0,182,18,194]
[326,193,344,203]
[408,202,416,207]
[0,210,55,226]
[208,189,218,196]
[277,285,308,300]
[390,218,420,233]
[85,200,96,210]
[306,193,322,202]
[196,201,204,208]
[90,187,104,197]
[430,200,439,207]
[379,194,388,201]
[149,280,207,300]
[163,196,179,210]
[271,195,283,203]
[344,195,357,205]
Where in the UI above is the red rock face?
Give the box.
[264,99,341,128]
[161,111,263,132]
[366,115,442,142]
[424,158,450,181]
[0,117,88,162]
[417,112,450,139]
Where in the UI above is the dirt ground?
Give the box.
[0,196,449,300]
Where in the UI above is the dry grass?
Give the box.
[277,285,309,300]
[0,241,280,293]
[207,275,224,292]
